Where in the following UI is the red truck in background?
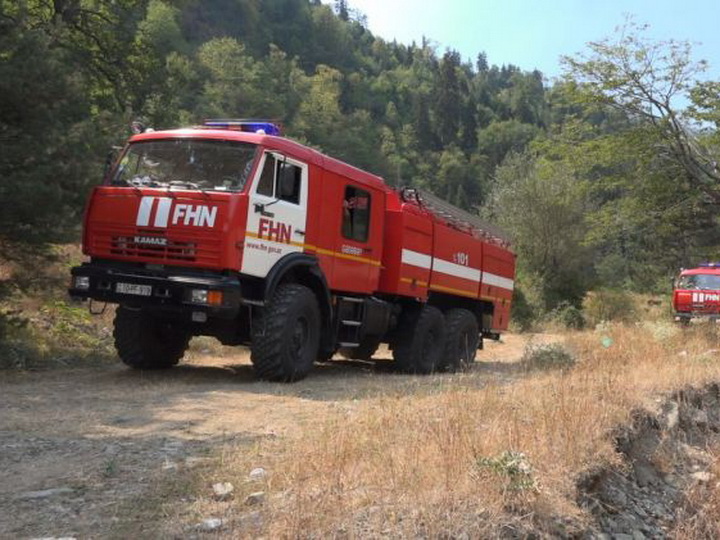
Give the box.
[69,120,516,381]
[673,263,720,324]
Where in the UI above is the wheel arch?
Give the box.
[427,291,494,331]
[264,253,333,353]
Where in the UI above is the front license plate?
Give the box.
[116,282,152,296]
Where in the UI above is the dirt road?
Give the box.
[0,333,557,538]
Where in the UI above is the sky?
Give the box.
[334,0,720,81]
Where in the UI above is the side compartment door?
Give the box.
[242,152,308,278]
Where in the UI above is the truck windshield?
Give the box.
[110,139,257,191]
[677,274,720,290]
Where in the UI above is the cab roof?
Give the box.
[680,266,720,276]
[129,128,389,192]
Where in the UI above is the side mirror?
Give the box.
[253,202,274,218]
[103,148,119,179]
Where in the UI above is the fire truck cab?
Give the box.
[673,263,720,324]
[70,121,515,381]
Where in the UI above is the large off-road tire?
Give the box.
[113,306,190,369]
[251,284,320,382]
[338,336,381,361]
[392,304,445,374]
[441,308,479,372]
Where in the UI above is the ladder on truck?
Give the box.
[400,188,511,247]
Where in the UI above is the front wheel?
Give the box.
[441,308,479,372]
[113,306,191,369]
[251,284,320,382]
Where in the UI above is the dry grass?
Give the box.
[149,321,720,537]
[674,449,720,538]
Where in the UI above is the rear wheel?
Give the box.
[441,308,479,372]
[113,306,191,369]
[251,284,320,382]
[393,305,445,374]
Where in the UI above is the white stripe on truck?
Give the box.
[401,248,433,269]
[482,272,514,291]
[432,257,481,282]
[400,249,514,291]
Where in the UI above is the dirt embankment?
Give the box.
[0,334,555,539]
[580,384,720,539]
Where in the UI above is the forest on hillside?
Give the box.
[2,0,720,321]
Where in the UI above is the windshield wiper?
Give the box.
[169,180,200,189]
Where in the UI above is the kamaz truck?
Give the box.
[69,120,516,381]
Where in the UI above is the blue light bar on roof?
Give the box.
[203,119,281,136]
[698,262,720,268]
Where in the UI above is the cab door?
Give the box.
[242,151,308,278]
[331,183,380,293]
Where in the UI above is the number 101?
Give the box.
[453,252,469,266]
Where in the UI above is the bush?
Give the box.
[511,286,537,332]
[583,289,636,326]
[550,301,585,329]
[520,342,576,372]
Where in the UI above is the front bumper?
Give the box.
[674,312,720,323]
[69,262,243,319]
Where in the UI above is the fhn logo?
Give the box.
[136,197,217,228]
[692,292,720,303]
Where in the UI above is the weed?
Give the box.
[476,450,539,492]
[40,299,106,349]
[583,289,636,326]
[639,320,680,342]
[520,342,576,371]
[103,459,118,478]
[0,242,119,370]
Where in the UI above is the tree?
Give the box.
[562,18,720,203]
[0,0,117,241]
[434,50,462,146]
[196,37,261,117]
[431,146,486,210]
[254,45,307,122]
[334,0,349,21]
[477,120,539,169]
[486,151,591,309]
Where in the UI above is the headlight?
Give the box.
[190,289,223,306]
[190,289,208,304]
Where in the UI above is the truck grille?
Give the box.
[110,236,197,261]
[91,226,223,268]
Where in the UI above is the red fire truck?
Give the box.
[673,263,720,324]
[69,121,515,381]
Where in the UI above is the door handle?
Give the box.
[295,229,305,236]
